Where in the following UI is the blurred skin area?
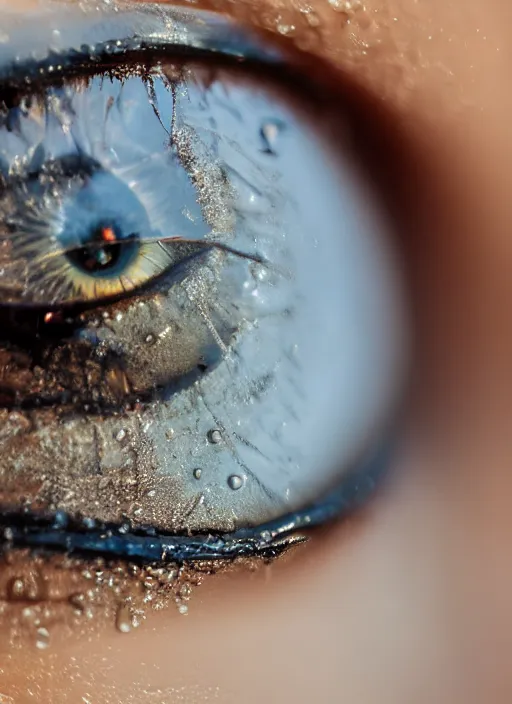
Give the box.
[3,0,512,702]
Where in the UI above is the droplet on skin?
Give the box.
[178,603,189,616]
[21,607,36,622]
[277,23,296,35]
[36,627,50,650]
[327,0,362,11]
[227,474,244,491]
[304,10,321,27]
[179,582,192,599]
[69,593,86,615]
[8,577,28,601]
[115,604,132,633]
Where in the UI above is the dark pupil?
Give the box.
[67,224,136,275]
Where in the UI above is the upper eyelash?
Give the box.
[0,6,283,89]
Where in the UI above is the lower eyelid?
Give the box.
[0,439,390,646]
[0,432,391,564]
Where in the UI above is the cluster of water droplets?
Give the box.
[0,548,209,649]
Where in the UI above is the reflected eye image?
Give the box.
[0,2,407,632]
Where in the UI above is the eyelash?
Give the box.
[0,439,390,563]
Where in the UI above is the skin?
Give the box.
[2,0,512,701]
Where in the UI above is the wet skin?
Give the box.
[3,0,512,702]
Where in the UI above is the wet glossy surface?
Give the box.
[0,12,405,534]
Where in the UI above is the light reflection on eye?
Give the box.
[0,4,407,562]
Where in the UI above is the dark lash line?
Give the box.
[0,32,284,91]
[0,439,392,564]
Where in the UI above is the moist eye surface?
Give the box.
[0,5,406,541]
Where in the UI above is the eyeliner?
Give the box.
[0,440,391,563]
[0,4,283,88]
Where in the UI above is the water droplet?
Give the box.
[208,429,222,444]
[304,9,321,26]
[36,627,50,650]
[115,428,127,443]
[327,0,361,11]
[227,475,244,491]
[277,23,296,35]
[21,607,36,622]
[260,119,285,156]
[193,468,202,480]
[8,577,31,601]
[178,603,189,616]
[179,582,192,599]
[69,593,86,615]
[247,262,265,286]
[115,604,132,633]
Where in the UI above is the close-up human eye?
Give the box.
[0,0,406,577]
[6,0,509,700]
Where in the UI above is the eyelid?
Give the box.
[0,2,372,174]
[1,437,391,563]
[0,4,283,86]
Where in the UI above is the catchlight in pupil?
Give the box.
[0,44,406,537]
[67,223,139,276]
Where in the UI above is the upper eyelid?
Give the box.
[0,4,283,83]
[0,1,363,98]
[0,0,391,117]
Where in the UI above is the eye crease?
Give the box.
[0,1,407,622]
